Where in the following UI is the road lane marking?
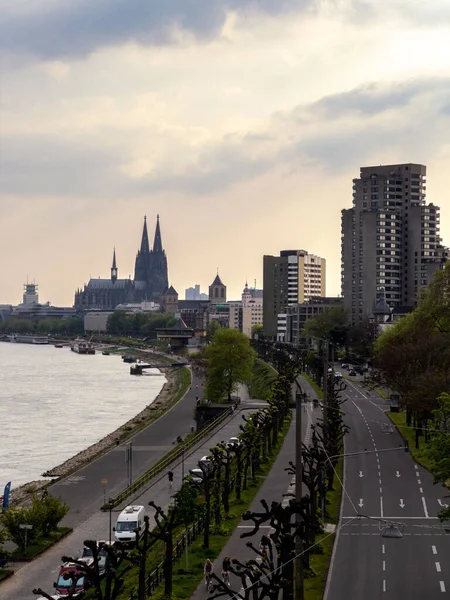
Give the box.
[399,499,405,508]
[382,544,385,554]
[380,496,384,518]
[415,465,418,469]
[422,496,430,518]
[416,472,420,477]
[432,546,437,554]
[436,562,441,572]
[379,478,382,484]
[440,581,446,592]
[383,560,386,571]
[383,580,386,592]
[380,487,383,493]
[420,487,423,493]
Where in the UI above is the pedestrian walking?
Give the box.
[168,470,174,488]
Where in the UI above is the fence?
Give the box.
[104,407,233,509]
[129,518,204,599]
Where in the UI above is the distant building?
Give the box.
[228,281,264,337]
[74,215,169,310]
[2,281,77,322]
[185,285,209,301]
[341,163,448,325]
[277,296,343,345]
[263,250,326,339]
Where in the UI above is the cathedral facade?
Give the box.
[74,216,169,310]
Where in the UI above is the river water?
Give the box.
[0,343,166,490]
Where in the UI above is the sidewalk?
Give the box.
[190,400,320,599]
[0,408,252,600]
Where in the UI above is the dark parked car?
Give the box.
[348,369,357,377]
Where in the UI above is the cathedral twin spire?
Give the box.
[139,214,163,254]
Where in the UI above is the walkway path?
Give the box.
[190,383,321,599]
[0,403,262,600]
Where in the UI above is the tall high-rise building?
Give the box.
[263,250,326,338]
[341,163,447,325]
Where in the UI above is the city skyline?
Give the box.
[2,1,450,306]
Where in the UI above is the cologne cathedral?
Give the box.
[74,216,169,310]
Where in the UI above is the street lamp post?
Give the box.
[108,498,114,545]
[101,478,107,506]
[294,385,305,600]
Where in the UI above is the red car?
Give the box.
[54,562,91,596]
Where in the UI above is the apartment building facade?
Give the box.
[263,250,326,338]
[341,163,447,325]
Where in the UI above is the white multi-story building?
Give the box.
[228,282,264,337]
[263,250,326,338]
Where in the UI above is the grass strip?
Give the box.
[248,359,278,400]
[304,459,343,600]
[302,372,324,399]
[0,569,13,582]
[387,410,434,471]
[9,527,72,561]
[139,416,293,600]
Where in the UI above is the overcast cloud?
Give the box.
[1,0,450,305]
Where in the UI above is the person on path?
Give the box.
[168,470,174,488]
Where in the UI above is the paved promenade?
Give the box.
[190,384,321,599]
[0,395,266,599]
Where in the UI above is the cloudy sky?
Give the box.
[2,0,450,306]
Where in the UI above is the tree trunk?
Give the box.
[164,530,174,597]
[203,486,211,548]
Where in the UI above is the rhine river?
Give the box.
[0,343,166,490]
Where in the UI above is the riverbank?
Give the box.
[8,365,191,506]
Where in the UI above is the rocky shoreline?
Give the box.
[10,365,187,506]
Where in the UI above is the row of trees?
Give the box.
[0,317,83,335]
[106,311,176,336]
[34,356,296,600]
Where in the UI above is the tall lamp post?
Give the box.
[108,498,114,545]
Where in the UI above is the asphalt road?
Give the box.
[2,399,264,600]
[325,376,450,600]
[190,379,321,600]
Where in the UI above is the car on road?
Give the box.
[226,437,241,449]
[113,505,145,546]
[198,455,214,474]
[80,542,111,574]
[334,371,343,380]
[341,363,349,370]
[189,468,205,484]
[348,369,357,376]
[54,562,89,596]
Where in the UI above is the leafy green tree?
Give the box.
[251,324,264,339]
[425,392,450,520]
[0,527,10,566]
[204,328,256,401]
[206,320,221,343]
[302,306,349,347]
[31,492,69,536]
[1,506,41,551]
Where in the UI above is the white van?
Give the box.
[113,505,145,546]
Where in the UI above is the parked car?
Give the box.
[348,369,357,377]
[54,562,89,596]
[189,468,205,484]
[80,542,110,574]
[198,455,214,474]
[226,437,241,449]
[341,363,349,370]
[113,505,145,546]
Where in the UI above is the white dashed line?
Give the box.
[440,581,446,592]
[418,479,421,484]
[420,488,423,493]
[436,562,442,573]
[380,487,383,493]
[432,546,437,555]
[383,580,387,592]
[379,478,382,484]
[422,496,430,518]
[382,544,385,554]
[382,560,386,571]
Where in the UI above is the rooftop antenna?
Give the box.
[254,278,257,289]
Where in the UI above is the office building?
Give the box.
[263,250,326,338]
[228,282,264,337]
[341,163,447,325]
